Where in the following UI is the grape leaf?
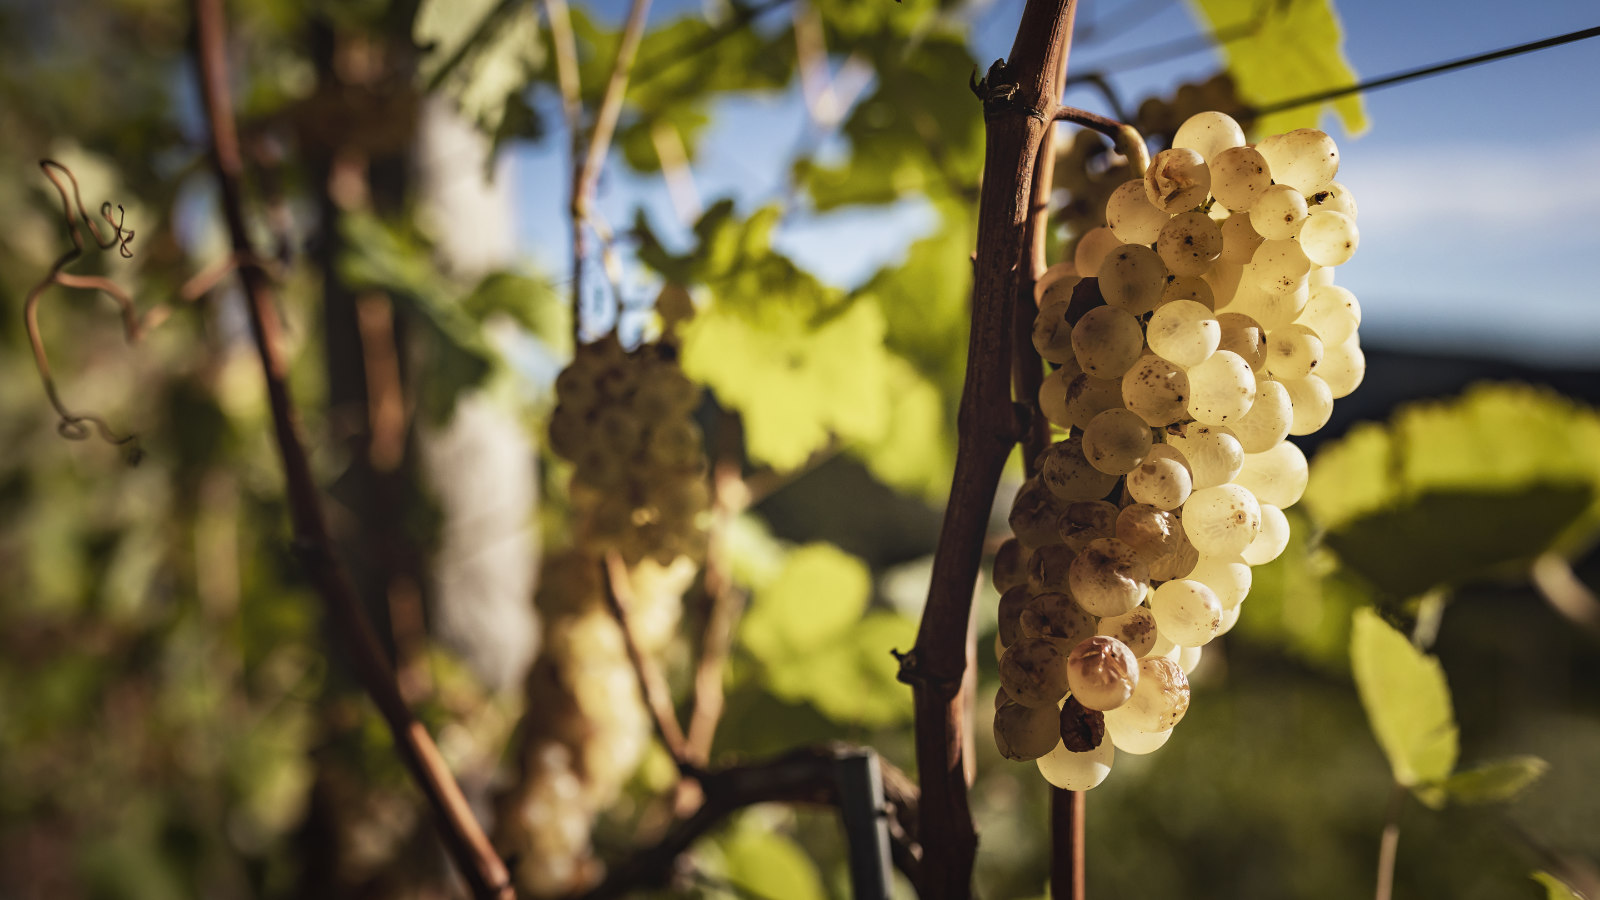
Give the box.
[717,819,828,900]
[1414,755,1548,810]
[740,543,872,662]
[847,357,955,500]
[415,0,543,134]
[1350,608,1458,787]
[1532,871,1585,900]
[458,271,569,354]
[1304,384,1600,597]
[1235,506,1369,670]
[1188,0,1368,136]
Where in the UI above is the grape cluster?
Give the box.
[996,111,1364,791]
[550,334,710,566]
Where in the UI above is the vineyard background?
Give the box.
[0,0,1597,899]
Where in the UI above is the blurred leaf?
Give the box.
[1350,608,1457,787]
[340,213,496,424]
[858,202,973,393]
[416,0,543,134]
[1415,756,1548,810]
[459,271,569,353]
[1305,384,1600,597]
[1532,871,1585,900]
[848,357,954,500]
[1189,0,1367,136]
[720,819,828,900]
[742,543,871,661]
[766,610,917,726]
[1237,507,1368,670]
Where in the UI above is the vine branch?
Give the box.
[188,1,512,897]
[903,2,1079,897]
[601,550,692,767]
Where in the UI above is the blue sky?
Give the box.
[512,0,1600,365]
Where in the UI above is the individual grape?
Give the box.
[1219,213,1265,264]
[1208,145,1271,211]
[1098,606,1159,659]
[594,406,644,457]
[555,364,601,412]
[1021,592,1097,647]
[1033,300,1076,364]
[1157,211,1223,276]
[1116,503,1192,573]
[1185,349,1256,425]
[1247,239,1312,295]
[1215,602,1243,637]
[1099,244,1169,315]
[1010,478,1069,548]
[1226,280,1308,332]
[1149,579,1224,648]
[1173,110,1246,161]
[1072,306,1145,379]
[998,637,1072,708]
[1309,180,1358,218]
[1159,275,1216,311]
[1059,500,1120,553]
[1106,179,1171,245]
[1068,538,1150,617]
[1308,265,1336,287]
[1266,324,1325,380]
[548,405,590,460]
[1319,336,1366,399]
[647,418,703,469]
[1061,373,1125,430]
[1034,262,1080,306]
[1182,484,1262,557]
[1036,733,1114,791]
[1118,657,1192,732]
[1248,183,1309,241]
[1242,503,1291,566]
[1066,635,1140,711]
[1165,424,1243,488]
[1299,209,1360,266]
[1039,436,1120,501]
[1147,300,1221,368]
[1145,147,1212,212]
[1026,545,1078,594]
[1074,226,1122,277]
[1256,127,1339,194]
[997,585,1031,649]
[1298,285,1361,345]
[1177,644,1204,675]
[632,370,699,421]
[1233,440,1309,508]
[1215,312,1267,371]
[1121,355,1191,427]
[1039,367,1076,427]
[1283,374,1334,435]
[1202,259,1243,302]
[1187,555,1251,610]
[1230,377,1293,452]
[1059,696,1108,753]
[1126,455,1194,511]
[1082,408,1154,475]
[1104,710,1174,754]
[994,700,1063,761]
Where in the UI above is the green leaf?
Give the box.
[416,0,543,134]
[764,611,917,727]
[719,819,828,900]
[1234,507,1369,670]
[1414,756,1548,810]
[1304,384,1600,597]
[1188,0,1368,136]
[741,542,872,663]
[846,357,955,501]
[1532,871,1586,900]
[1350,608,1457,787]
[459,271,569,354]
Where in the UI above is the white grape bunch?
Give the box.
[996,112,1365,791]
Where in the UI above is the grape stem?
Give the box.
[1054,105,1150,174]
[189,1,514,896]
[902,2,1079,898]
[601,551,693,767]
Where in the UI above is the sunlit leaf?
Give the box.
[1304,384,1600,597]
[719,818,828,900]
[742,542,871,662]
[1414,755,1548,810]
[1188,0,1368,136]
[416,0,543,134]
[1350,608,1457,787]
[1532,871,1585,900]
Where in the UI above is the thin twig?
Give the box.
[684,450,747,765]
[602,551,692,766]
[1374,782,1405,900]
[1055,106,1148,174]
[1531,553,1600,642]
[575,0,654,212]
[188,1,512,897]
[903,4,1079,898]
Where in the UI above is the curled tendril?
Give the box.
[24,159,150,464]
